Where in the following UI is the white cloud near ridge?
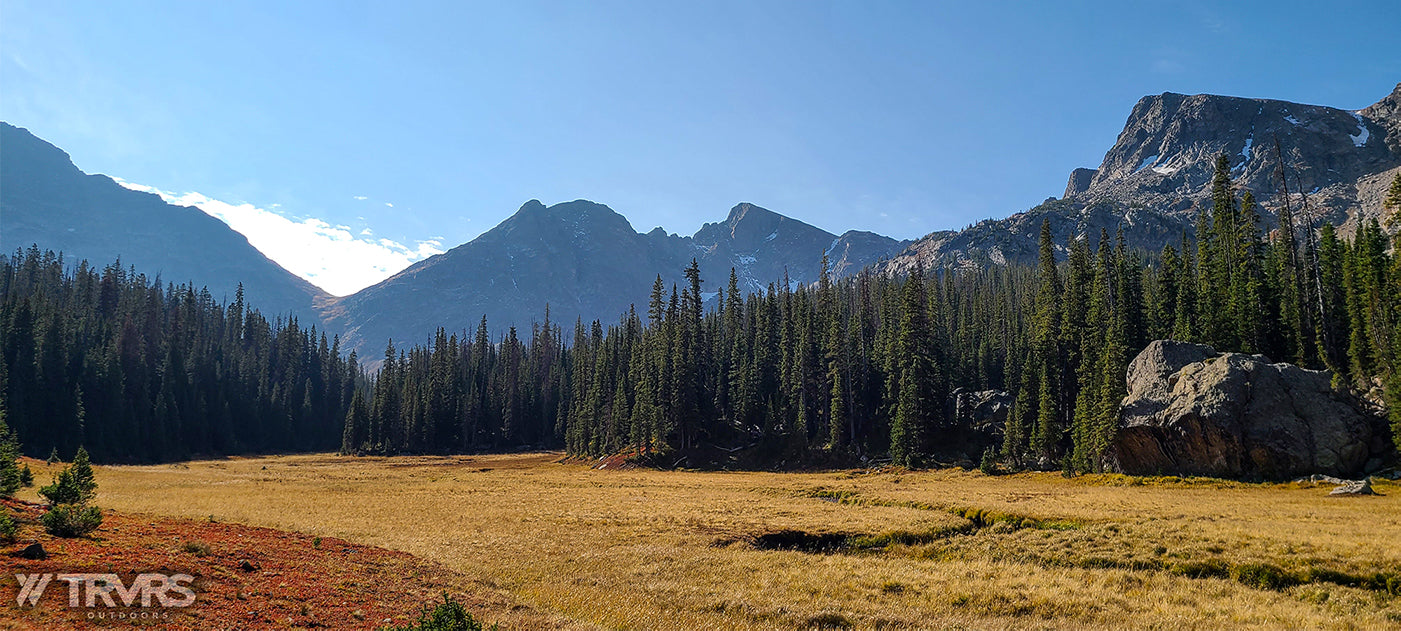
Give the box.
[114,179,443,296]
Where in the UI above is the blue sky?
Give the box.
[2,1,1398,294]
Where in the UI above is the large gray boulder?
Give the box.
[932,388,1013,460]
[1111,340,1393,479]
[951,388,1013,437]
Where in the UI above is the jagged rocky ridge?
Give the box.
[882,83,1401,273]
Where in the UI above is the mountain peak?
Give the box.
[725,202,779,225]
[1080,88,1399,205]
[1,122,84,185]
[712,202,826,245]
[503,199,630,229]
[880,85,1400,276]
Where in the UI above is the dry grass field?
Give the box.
[18,454,1401,630]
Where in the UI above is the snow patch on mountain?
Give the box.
[1350,112,1370,147]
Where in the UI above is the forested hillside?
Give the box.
[0,247,357,462]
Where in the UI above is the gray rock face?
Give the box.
[1361,83,1401,157]
[881,84,1401,274]
[1111,340,1393,479]
[1086,90,1395,202]
[951,388,1012,436]
[826,230,911,278]
[1065,168,1097,198]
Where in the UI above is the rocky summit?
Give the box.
[883,84,1401,274]
[1110,340,1394,480]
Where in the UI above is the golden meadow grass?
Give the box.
[18,454,1400,630]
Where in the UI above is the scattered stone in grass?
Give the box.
[1329,478,1376,496]
[18,542,47,559]
[239,559,260,572]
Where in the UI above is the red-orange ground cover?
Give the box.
[1,497,578,630]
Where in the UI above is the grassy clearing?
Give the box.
[20,454,1401,630]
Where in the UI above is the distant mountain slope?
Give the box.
[883,83,1401,273]
[687,202,910,294]
[321,199,681,353]
[0,122,328,322]
[322,200,908,354]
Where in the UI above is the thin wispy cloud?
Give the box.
[114,179,443,296]
[1152,58,1185,74]
[353,195,368,200]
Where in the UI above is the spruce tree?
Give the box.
[1027,219,1063,462]
[1172,233,1198,342]
[890,267,935,468]
[1151,244,1180,340]
[1233,192,1266,354]
[0,408,20,497]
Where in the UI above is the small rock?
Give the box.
[18,543,47,560]
[238,559,259,572]
[1329,478,1376,496]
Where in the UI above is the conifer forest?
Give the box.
[4,159,1401,469]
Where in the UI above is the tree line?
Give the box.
[3,165,1400,468]
[0,247,358,462]
[358,163,1401,469]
